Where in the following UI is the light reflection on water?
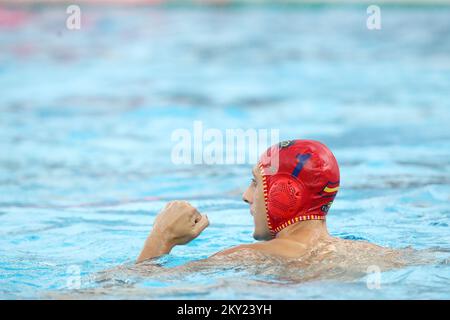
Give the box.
[0,5,449,299]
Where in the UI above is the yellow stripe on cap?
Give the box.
[323,186,339,193]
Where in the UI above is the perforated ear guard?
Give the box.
[266,174,307,225]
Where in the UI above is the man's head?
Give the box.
[242,140,340,240]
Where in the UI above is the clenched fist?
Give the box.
[153,201,209,246]
[137,201,209,263]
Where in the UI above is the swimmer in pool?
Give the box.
[136,140,407,271]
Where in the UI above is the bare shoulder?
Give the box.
[212,239,308,259]
[212,237,400,261]
[212,242,269,257]
[324,236,386,255]
[333,237,389,251]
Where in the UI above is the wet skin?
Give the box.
[137,165,392,264]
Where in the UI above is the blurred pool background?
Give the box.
[0,1,449,299]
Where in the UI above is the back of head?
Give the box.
[259,140,340,235]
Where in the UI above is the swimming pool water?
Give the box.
[0,4,449,299]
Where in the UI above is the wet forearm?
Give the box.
[136,232,175,263]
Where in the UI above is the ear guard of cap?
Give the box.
[267,175,305,223]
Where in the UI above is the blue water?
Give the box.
[0,5,449,299]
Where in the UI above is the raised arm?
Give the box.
[136,201,209,263]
